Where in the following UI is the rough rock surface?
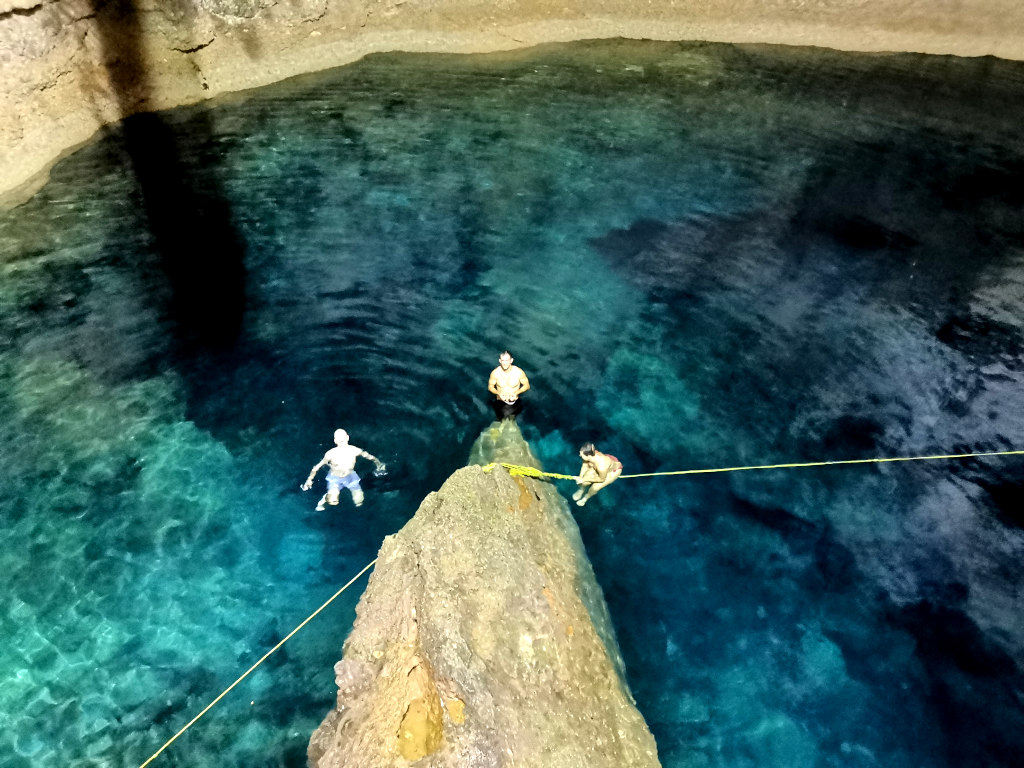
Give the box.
[3,0,1024,206]
[308,419,660,768]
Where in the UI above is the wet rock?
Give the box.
[308,420,660,768]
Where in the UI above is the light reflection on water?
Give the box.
[1,39,1023,768]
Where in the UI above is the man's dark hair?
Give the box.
[580,443,596,456]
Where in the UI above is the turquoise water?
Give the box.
[2,39,1024,767]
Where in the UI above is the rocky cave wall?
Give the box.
[2,0,1024,206]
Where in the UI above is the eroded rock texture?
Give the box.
[308,420,660,768]
[4,0,1024,205]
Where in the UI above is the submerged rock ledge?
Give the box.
[3,0,1024,207]
[308,420,660,767]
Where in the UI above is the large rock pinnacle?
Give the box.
[308,420,661,767]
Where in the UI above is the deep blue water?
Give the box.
[2,39,1024,768]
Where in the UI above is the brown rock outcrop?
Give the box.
[3,0,1024,206]
[307,420,660,768]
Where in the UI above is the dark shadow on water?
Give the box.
[86,0,246,352]
[891,599,1024,768]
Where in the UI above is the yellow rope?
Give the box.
[481,462,576,480]
[620,449,1024,478]
[483,449,1024,482]
[138,557,378,768]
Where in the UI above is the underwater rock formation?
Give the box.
[307,420,660,768]
[4,0,1024,206]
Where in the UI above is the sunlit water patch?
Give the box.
[1,39,1023,768]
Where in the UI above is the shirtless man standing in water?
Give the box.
[302,429,385,510]
[487,350,531,420]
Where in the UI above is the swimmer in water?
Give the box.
[487,350,530,420]
[301,429,385,510]
[572,443,623,507]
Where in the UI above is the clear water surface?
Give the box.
[1,39,1023,768]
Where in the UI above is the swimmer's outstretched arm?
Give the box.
[301,454,329,491]
[357,448,386,472]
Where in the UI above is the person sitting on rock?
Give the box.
[572,443,623,507]
[302,429,385,510]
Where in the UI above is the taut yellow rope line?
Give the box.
[482,449,1024,482]
[138,557,378,768]
[619,449,1024,478]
